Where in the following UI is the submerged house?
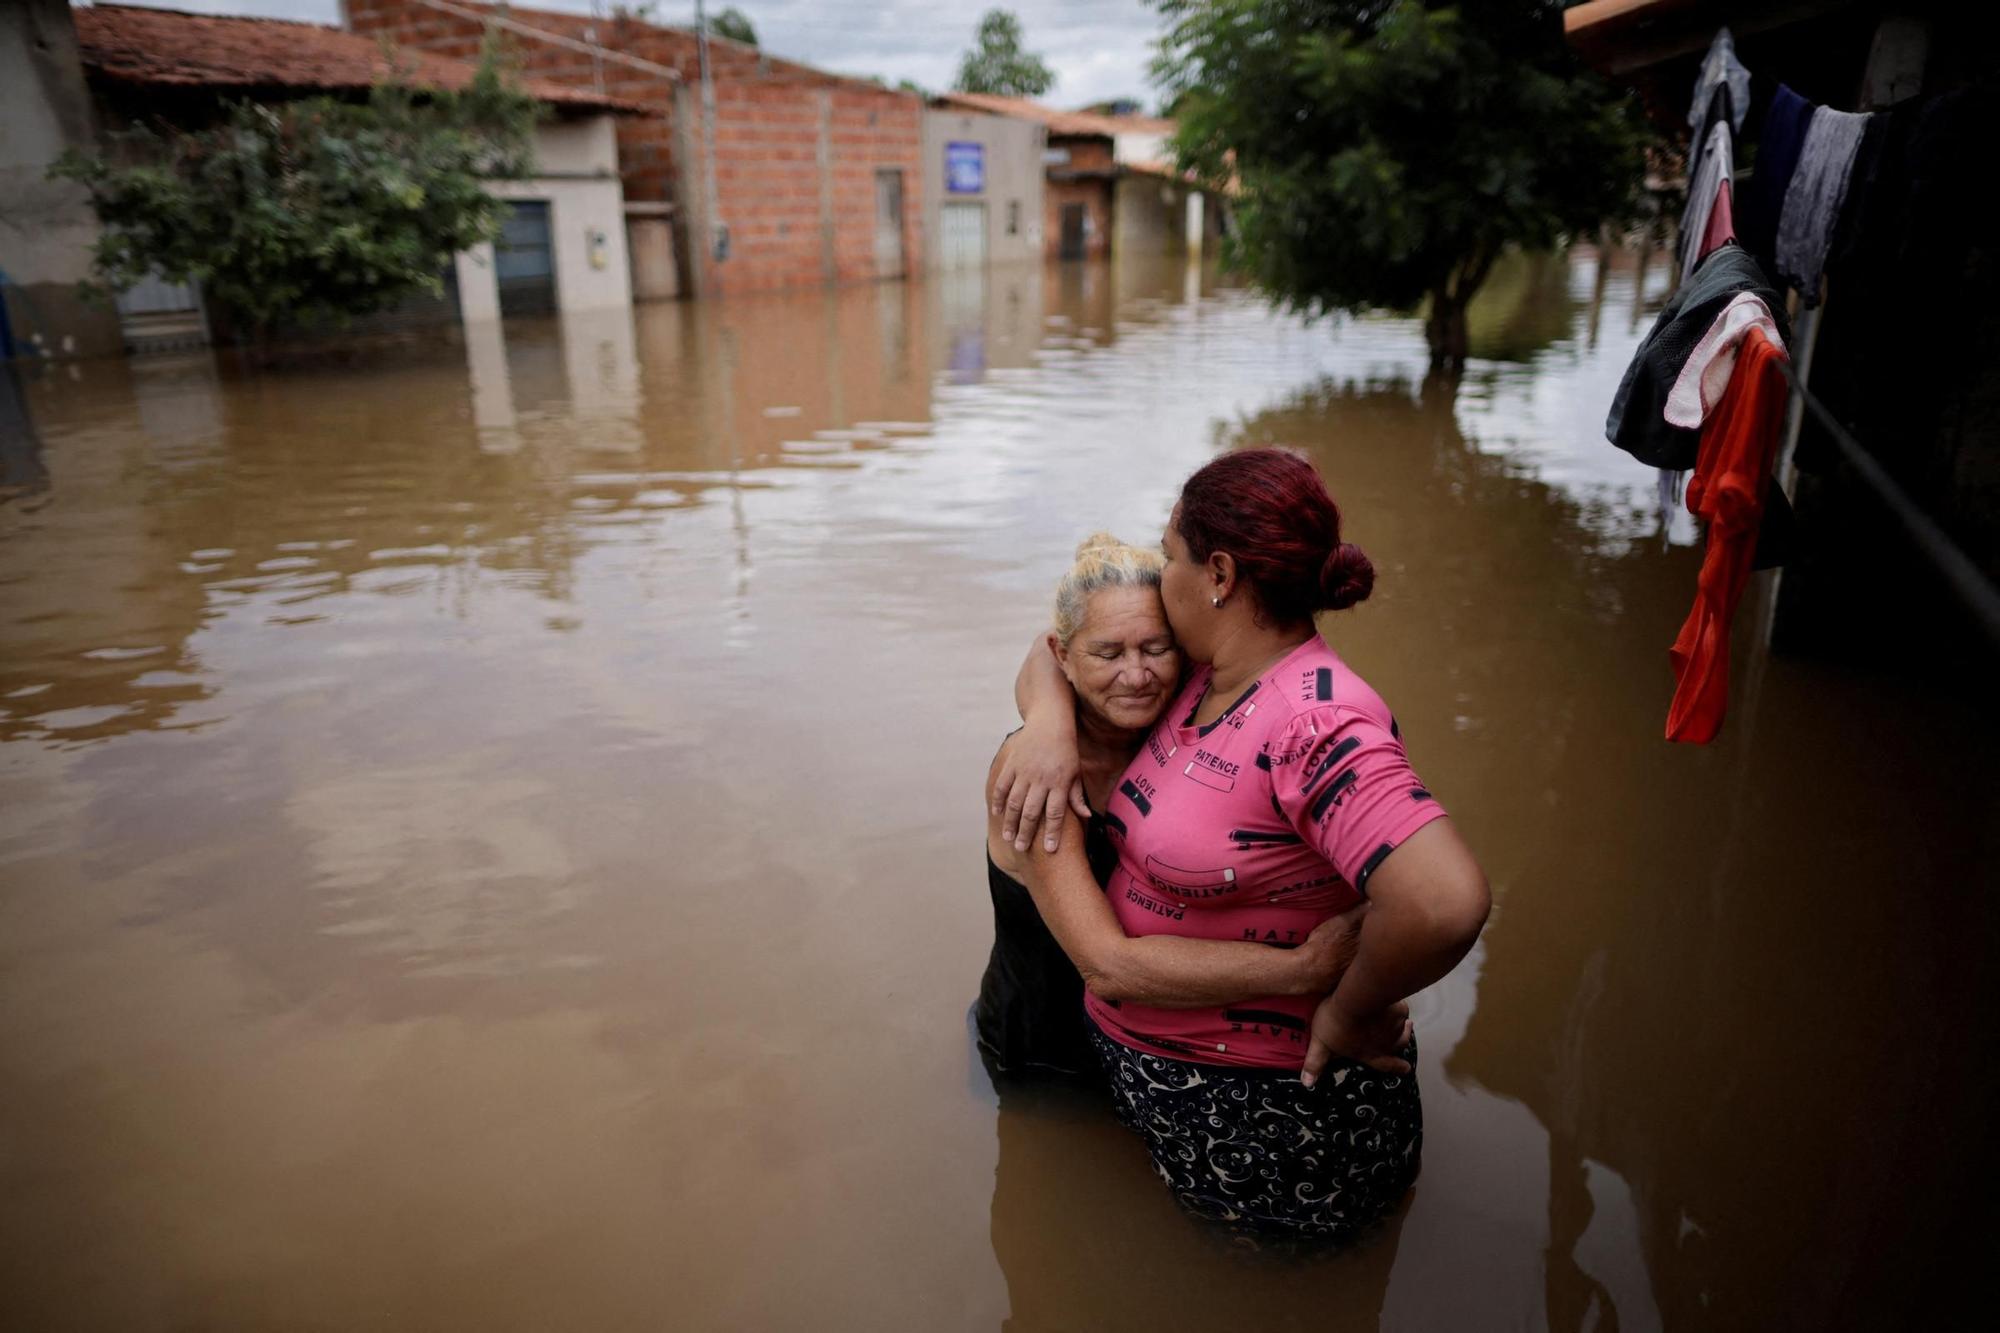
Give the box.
[342,0,929,298]
[62,3,646,352]
[929,93,1225,263]
[919,100,1048,273]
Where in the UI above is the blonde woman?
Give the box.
[976,534,1360,1083]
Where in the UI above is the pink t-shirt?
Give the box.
[1085,636,1449,1068]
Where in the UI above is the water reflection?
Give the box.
[1,249,1990,1331]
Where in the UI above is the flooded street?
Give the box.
[2,252,1993,1330]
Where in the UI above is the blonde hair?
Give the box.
[1052,532,1165,646]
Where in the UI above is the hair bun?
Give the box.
[1319,541,1375,611]
[1073,531,1125,559]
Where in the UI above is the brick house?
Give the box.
[929,93,1224,264]
[341,0,925,298]
[55,3,644,352]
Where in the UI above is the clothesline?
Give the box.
[1772,355,2000,652]
[1611,27,1997,740]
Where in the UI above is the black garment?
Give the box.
[1088,1018,1422,1244]
[1607,243,1791,471]
[973,811,1118,1085]
[1740,83,1813,267]
[1825,103,1901,277]
[1693,82,1735,167]
[1801,85,1996,484]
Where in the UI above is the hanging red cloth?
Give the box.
[1666,324,1789,743]
[1697,178,1736,265]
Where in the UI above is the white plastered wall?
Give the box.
[454,114,633,318]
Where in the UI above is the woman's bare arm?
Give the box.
[992,633,1086,852]
[991,754,1359,1007]
[1299,819,1490,1083]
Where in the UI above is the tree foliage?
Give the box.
[51,37,538,341]
[1153,0,1652,370]
[954,9,1056,98]
[706,6,758,46]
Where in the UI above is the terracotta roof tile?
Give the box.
[74,4,649,114]
[932,91,1175,140]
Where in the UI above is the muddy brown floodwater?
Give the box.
[2,253,1994,1331]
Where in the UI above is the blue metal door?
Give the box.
[495,201,557,316]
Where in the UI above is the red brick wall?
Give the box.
[1057,137,1114,174]
[1047,179,1112,261]
[685,80,921,293]
[345,0,925,293]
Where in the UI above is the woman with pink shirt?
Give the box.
[977,534,1363,1084]
[997,448,1490,1242]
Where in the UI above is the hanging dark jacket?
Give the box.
[1607,243,1797,568]
[1606,243,1791,471]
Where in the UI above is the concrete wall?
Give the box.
[0,0,123,358]
[626,215,678,301]
[346,0,927,297]
[452,114,642,321]
[492,176,633,311]
[919,108,1045,271]
[1112,129,1171,165]
[531,112,621,177]
[1113,175,1224,260]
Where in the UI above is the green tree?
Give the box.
[705,6,758,46]
[954,9,1056,98]
[1153,0,1651,373]
[50,37,537,349]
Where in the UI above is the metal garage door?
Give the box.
[938,202,987,272]
[114,272,207,352]
[495,201,557,316]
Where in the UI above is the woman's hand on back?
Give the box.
[991,723,1088,854]
[1301,994,1414,1085]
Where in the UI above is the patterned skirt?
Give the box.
[1087,1020,1422,1245]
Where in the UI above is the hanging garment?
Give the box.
[1775,106,1870,305]
[1694,82,1736,157]
[1688,27,1751,138]
[1825,107,1899,276]
[1698,177,1736,268]
[1739,84,1814,266]
[1678,120,1734,280]
[1609,242,1794,570]
[1803,87,1994,488]
[1607,243,1789,470]
[1666,325,1789,744]
[1665,291,1780,428]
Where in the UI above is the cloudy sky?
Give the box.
[88,1,1168,108]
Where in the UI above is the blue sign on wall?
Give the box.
[945,141,985,195]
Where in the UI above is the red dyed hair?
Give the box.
[1176,448,1374,622]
